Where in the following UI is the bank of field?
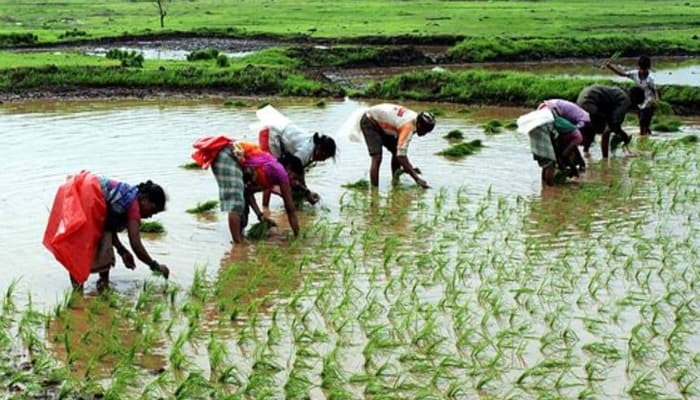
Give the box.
[0,0,699,43]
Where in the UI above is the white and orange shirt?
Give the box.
[365,103,418,156]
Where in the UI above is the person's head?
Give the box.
[416,111,436,136]
[629,86,646,108]
[279,153,305,187]
[638,55,651,71]
[136,180,166,218]
[637,55,651,79]
[312,133,337,162]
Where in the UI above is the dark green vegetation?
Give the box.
[652,119,683,133]
[341,179,370,190]
[482,120,503,135]
[179,161,201,170]
[436,139,483,158]
[364,70,700,114]
[139,221,165,234]
[187,48,219,62]
[247,222,270,241]
[186,200,218,214]
[105,49,144,68]
[0,62,345,98]
[447,36,700,62]
[443,129,464,140]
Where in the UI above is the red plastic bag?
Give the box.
[43,171,106,284]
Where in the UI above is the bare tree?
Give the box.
[154,0,170,28]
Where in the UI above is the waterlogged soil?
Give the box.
[15,37,281,60]
[1,99,699,399]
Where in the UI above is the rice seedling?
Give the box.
[186,200,219,214]
[443,129,464,140]
[652,118,682,133]
[482,120,503,135]
[341,179,370,190]
[179,161,201,170]
[436,139,483,158]
[224,99,248,107]
[140,220,165,234]
[247,221,270,241]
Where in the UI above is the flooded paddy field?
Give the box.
[0,99,698,398]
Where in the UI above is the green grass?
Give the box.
[186,200,218,214]
[0,1,698,43]
[139,221,165,234]
[436,139,483,158]
[363,69,700,113]
[447,36,700,62]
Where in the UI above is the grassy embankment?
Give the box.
[363,69,700,114]
[1,1,699,106]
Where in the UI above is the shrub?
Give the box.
[216,54,229,67]
[187,48,220,62]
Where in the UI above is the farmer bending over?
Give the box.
[44,172,169,292]
[360,103,435,188]
[576,85,645,158]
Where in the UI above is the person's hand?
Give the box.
[622,144,636,157]
[155,264,170,279]
[121,251,136,270]
[262,217,277,228]
[415,178,430,189]
[306,191,320,205]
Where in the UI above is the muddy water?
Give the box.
[0,98,697,308]
[330,56,700,87]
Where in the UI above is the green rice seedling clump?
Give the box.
[436,139,483,157]
[180,162,201,170]
[678,134,698,145]
[652,119,682,132]
[247,222,270,241]
[341,179,370,190]
[187,200,219,214]
[482,120,503,135]
[139,221,165,233]
[443,129,464,140]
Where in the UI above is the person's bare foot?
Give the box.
[96,278,109,293]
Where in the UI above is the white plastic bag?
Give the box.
[517,108,554,135]
[338,106,369,143]
[256,105,290,133]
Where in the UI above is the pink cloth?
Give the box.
[127,199,141,223]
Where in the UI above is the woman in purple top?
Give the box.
[539,99,589,171]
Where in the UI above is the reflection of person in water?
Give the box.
[43,171,170,293]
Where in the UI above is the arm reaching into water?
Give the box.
[126,220,169,278]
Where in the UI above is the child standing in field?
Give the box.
[606,55,660,136]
